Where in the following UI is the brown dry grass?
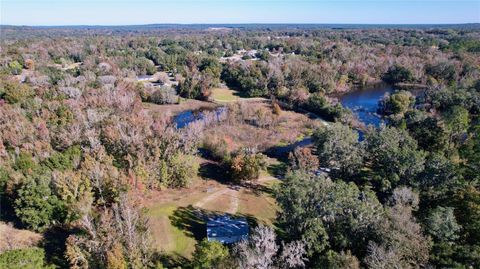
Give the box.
[0,222,42,253]
[203,101,320,153]
[142,99,218,119]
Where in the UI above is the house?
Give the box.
[206,215,249,244]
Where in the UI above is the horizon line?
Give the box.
[2,22,479,27]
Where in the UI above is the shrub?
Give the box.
[228,149,266,183]
[272,101,282,115]
[202,136,230,161]
[149,86,179,104]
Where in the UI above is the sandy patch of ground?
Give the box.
[194,187,239,214]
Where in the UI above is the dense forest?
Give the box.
[0,25,479,268]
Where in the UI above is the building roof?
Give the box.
[206,215,249,244]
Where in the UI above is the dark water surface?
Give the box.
[173,107,227,128]
[339,83,396,127]
[270,84,405,156]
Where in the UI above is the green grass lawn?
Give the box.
[146,178,280,258]
[147,203,198,257]
[210,87,240,103]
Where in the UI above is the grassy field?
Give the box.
[210,87,240,103]
[145,172,280,258]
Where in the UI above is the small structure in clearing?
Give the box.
[206,215,249,244]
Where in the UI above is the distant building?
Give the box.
[206,215,249,244]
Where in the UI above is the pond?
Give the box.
[268,83,421,157]
[339,83,395,127]
[339,83,424,128]
[173,107,227,128]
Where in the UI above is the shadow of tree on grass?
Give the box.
[198,162,230,184]
[169,205,259,242]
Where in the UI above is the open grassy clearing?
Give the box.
[210,86,270,104]
[144,164,280,258]
[210,87,241,103]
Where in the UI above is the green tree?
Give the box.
[191,239,230,269]
[383,65,414,84]
[426,62,457,83]
[305,93,345,121]
[427,206,461,242]
[418,153,461,202]
[275,171,383,261]
[379,90,414,116]
[453,186,480,245]
[199,57,222,82]
[8,60,23,75]
[164,153,199,188]
[0,80,34,104]
[365,127,426,192]
[443,105,470,150]
[459,124,480,181]
[14,174,65,231]
[43,145,82,171]
[365,187,431,269]
[313,123,364,179]
[406,113,448,152]
[228,149,267,183]
[0,247,54,269]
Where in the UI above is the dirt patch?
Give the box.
[194,187,239,214]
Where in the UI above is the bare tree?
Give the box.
[233,225,306,269]
[66,194,152,269]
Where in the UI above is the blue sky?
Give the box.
[1,0,479,26]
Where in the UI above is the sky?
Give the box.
[1,0,479,26]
